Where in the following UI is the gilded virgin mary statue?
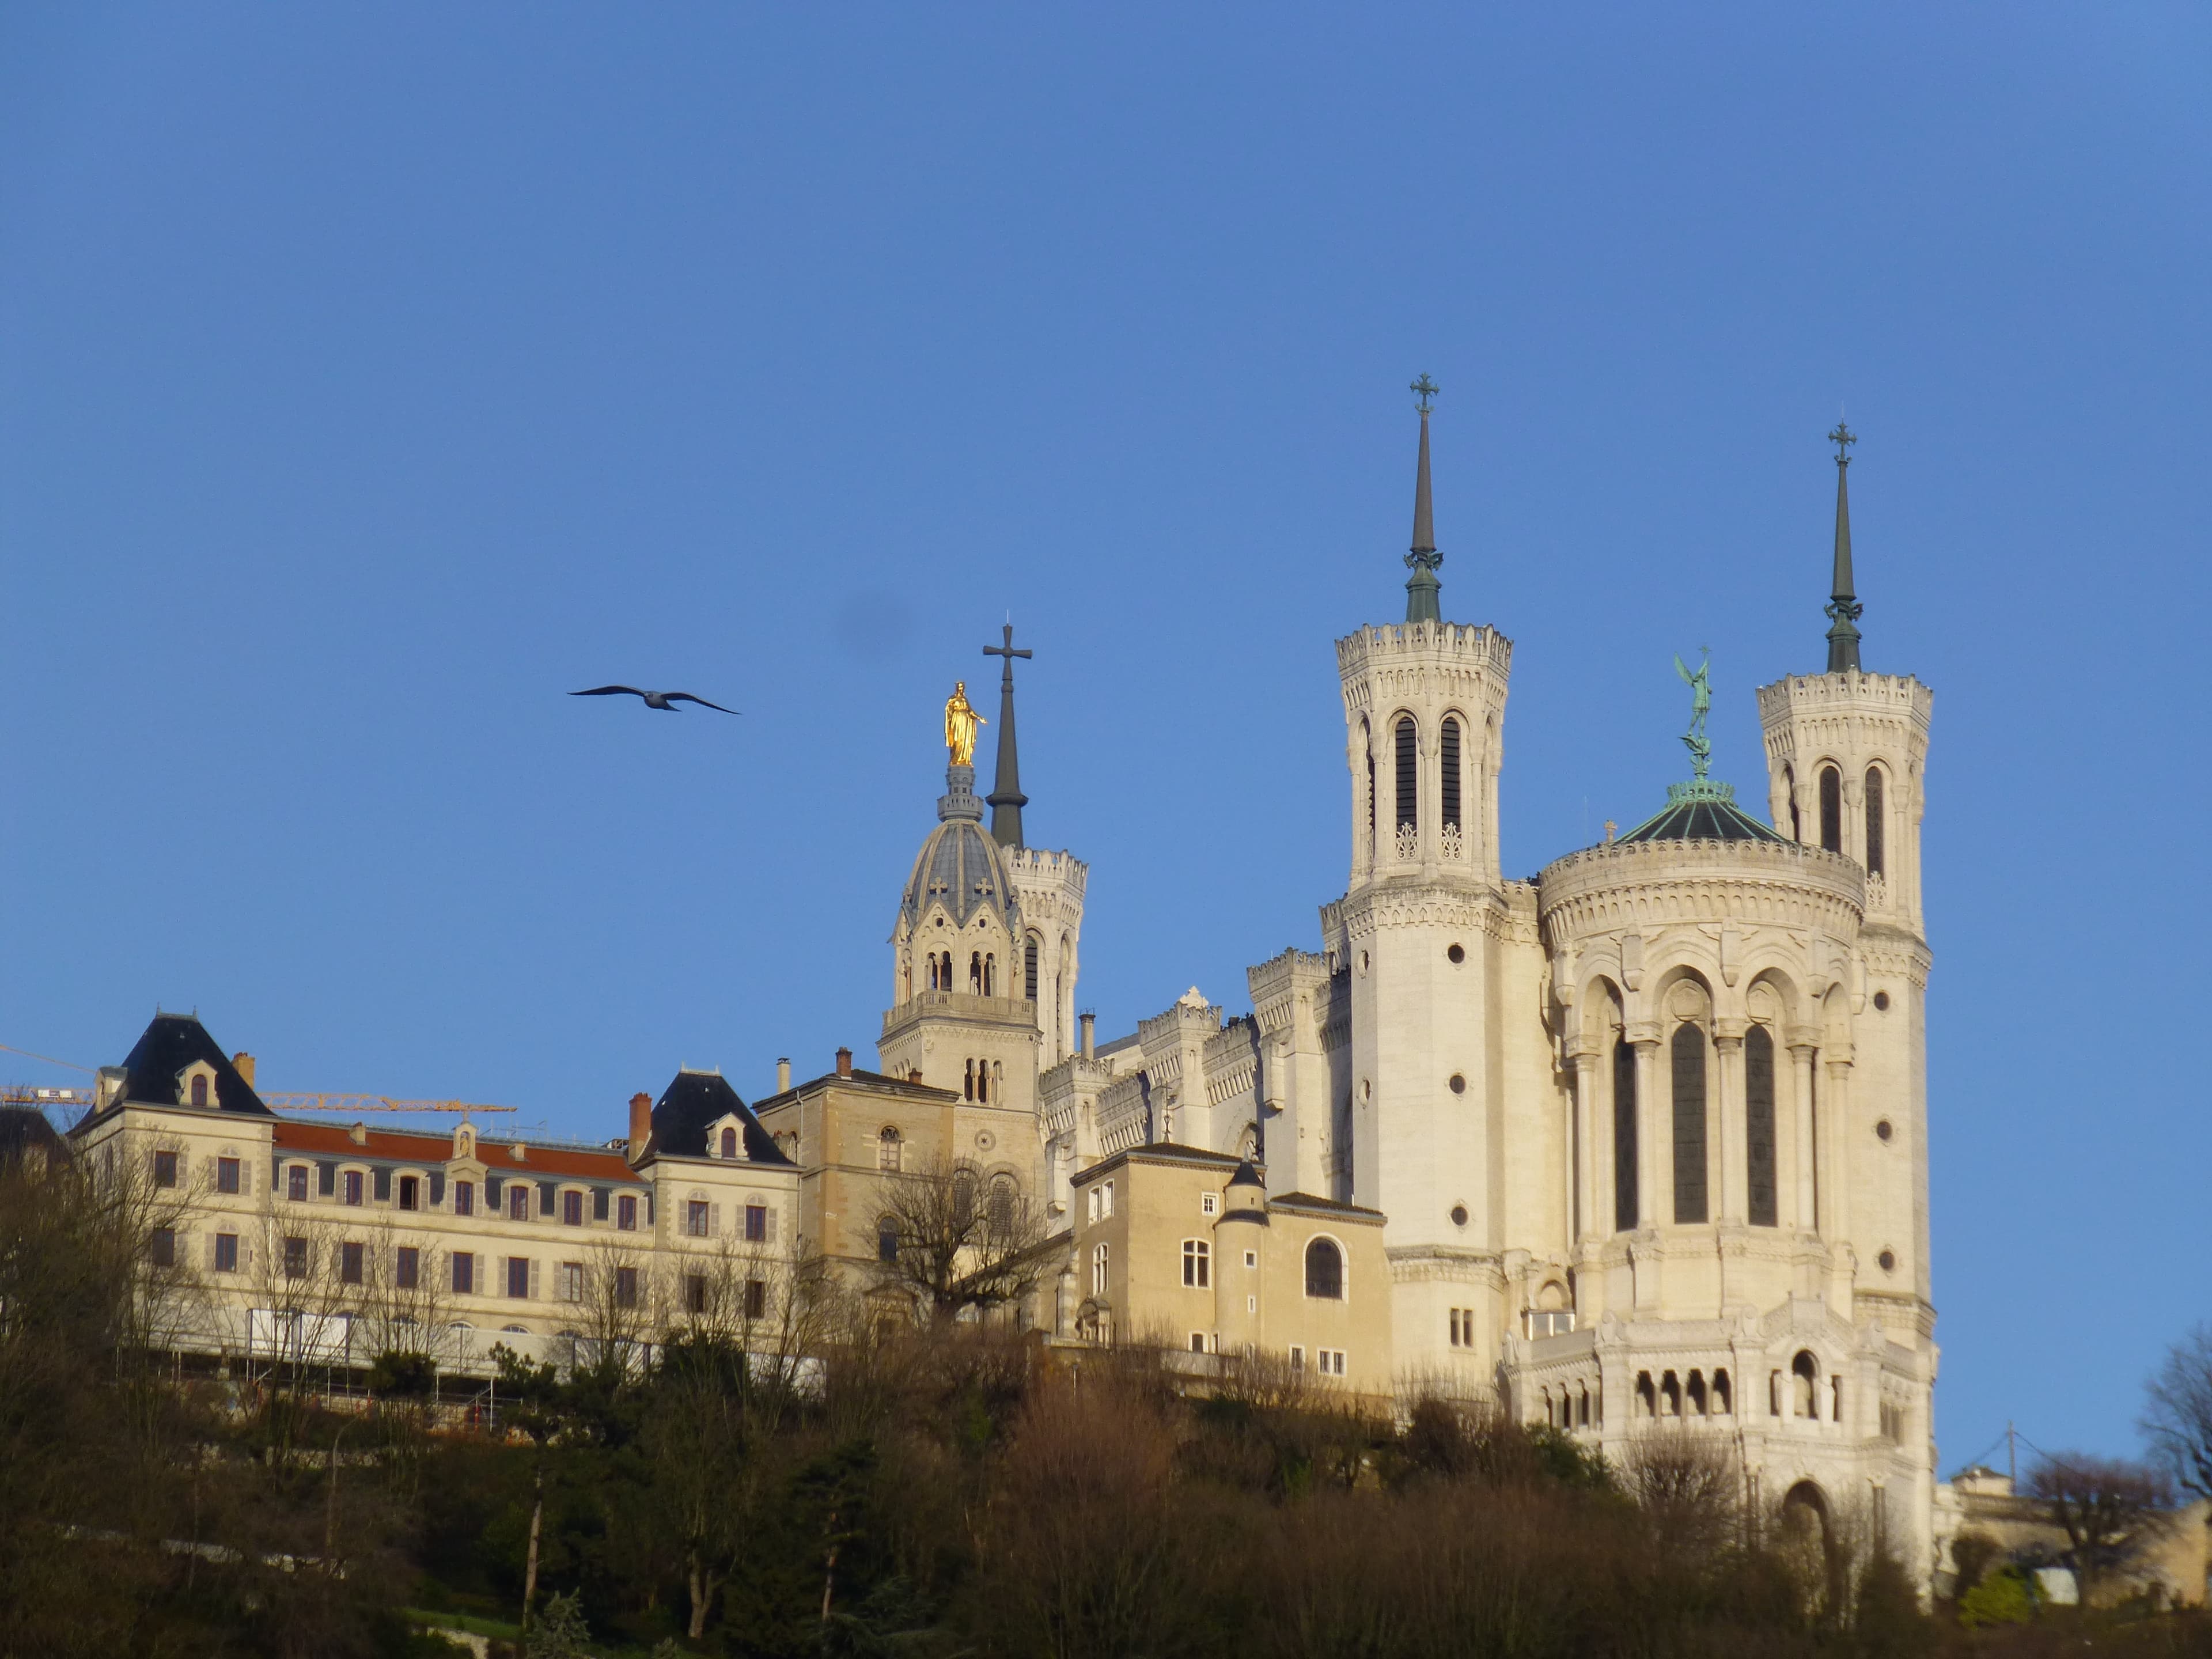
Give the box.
[944,680,986,767]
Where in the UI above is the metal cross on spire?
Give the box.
[1824,422,1863,672]
[1829,419,1856,466]
[1411,373,1440,412]
[982,623,1033,848]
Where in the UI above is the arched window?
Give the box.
[1304,1237,1344,1300]
[984,953,995,995]
[1440,716,1462,831]
[1746,1024,1778,1227]
[878,1127,902,1173]
[1712,1368,1733,1416]
[963,1059,976,1102]
[987,1176,1015,1236]
[1671,1021,1708,1224]
[1863,766,1886,876]
[720,1127,737,1159]
[1393,717,1418,833]
[1686,1370,1707,1416]
[190,1074,209,1108]
[1818,766,1842,853]
[1792,1350,1819,1418]
[1024,937,1040,1001]
[1636,1372,1656,1418]
[1660,1371,1681,1417]
[877,1217,900,1263]
[1784,764,1801,841]
[1612,1037,1638,1232]
[969,952,982,992]
[1091,1241,1109,1296]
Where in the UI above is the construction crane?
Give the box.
[263,1095,517,1116]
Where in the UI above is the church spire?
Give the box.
[1404,374,1442,624]
[1824,421,1863,673]
[982,623,1032,847]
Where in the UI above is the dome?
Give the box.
[899,766,1021,933]
[1618,778,1784,846]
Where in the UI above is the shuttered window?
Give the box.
[1671,1024,1709,1225]
[1746,1025,1778,1228]
[1612,1039,1638,1232]
[1441,716,1462,828]
[1819,766,1842,853]
[1864,767,1886,876]
[1394,718,1418,830]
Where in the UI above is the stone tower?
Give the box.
[1320,389,1532,1378]
[1756,424,1934,1340]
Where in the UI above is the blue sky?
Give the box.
[4,6,2207,1469]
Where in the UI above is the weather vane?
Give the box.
[1410,373,1439,412]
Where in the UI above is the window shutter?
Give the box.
[592,1187,610,1221]
[529,1260,540,1301]
[429,1172,445,1206]
[710,1203,723,1238]
[765,1207,778,1244]
[238,1162,251,1196]
[373,1168,392,1202]
[486,1176,503,1207]
[206,1233,219,1270]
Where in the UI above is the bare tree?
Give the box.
[1616,1427,1741,1567]
[2026,1451,2177,1604]
[2143,1322,2212,1503]
[874,1156,1057,1321]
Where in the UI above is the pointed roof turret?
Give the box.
[1824,421,1863,673]
[1404,374,1442,623]
[982,623,1032,847]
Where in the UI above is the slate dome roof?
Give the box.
[900,816,1020,932]
[1618,779,1785,846]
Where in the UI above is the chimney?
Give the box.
[627,1092,652,1162]
[348,1121,368,1146]
[835,1047,853,1080]
[776,1057,791,1093]
[1080,1011,1096,1060]
[908,1067,923,1085]
[232,1051,256,1087]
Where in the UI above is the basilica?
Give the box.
[66,399,1939,1579]
[870,399,1938,1569]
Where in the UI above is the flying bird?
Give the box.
[570,685,740,715]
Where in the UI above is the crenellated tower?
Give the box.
[1320,381,1530,1379]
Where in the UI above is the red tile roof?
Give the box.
[272,1120,643,1183]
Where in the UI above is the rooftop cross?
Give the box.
[1411,373,1440,412]
[1404,376,1442,622]
[982,623,1033,848]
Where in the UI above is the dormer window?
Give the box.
[721,1127,737,1158]
[190,1075,208,1108]
[177,1059,218,1109]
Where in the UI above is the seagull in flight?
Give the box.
[570,685,740,715]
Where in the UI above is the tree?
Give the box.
[874,1156,1056,1321]
[2142,1322,2212,1502]
[2025,1451,2177,1603]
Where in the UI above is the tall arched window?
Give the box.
[1440,716,1462,832]
[1024,937,1039,1001]
[719,1127,737,1159]
[964,1059,976,1101]
[983,953,995,995]
[1394,717,1418,834]
[1863,767,1886,876]
[1612,1037,1638,1231]
[1818,766,1842,853]
[877,1217,900,1263]
[969,952,983,992]
[1783,764,1801,841]
[878,1127,902,1172]
[1671,1021,1708,1224]
[1745,1024,1777,1227]
[190,1075,208,1108]
[1304,1237,1344,1299]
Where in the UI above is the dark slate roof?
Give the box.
[111,1013,274,1119]
[753,1067,959,1113]
[1618,780,1785,846]
[900,817,1021,933]
[1228,1158,1265,1188]
[649,1069,791,1164]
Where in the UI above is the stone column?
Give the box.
[1714,1022,1745,1225]
[1633,1035,1662,1229]
[1822,1057,1853,1245]
[1572,1047,1601,1247]
[1787,1032,1819,1235]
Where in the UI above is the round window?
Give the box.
[1875,1119,1893,1142]
[1448,1074,1466,1095]
[1873,990,1891,1012]
[1450,1203,1469,1228]
[1877,1249,1896,1274]
[975,1130,995,1152]
[1446,943,1465,964]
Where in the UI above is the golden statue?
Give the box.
[944,680,986,766]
